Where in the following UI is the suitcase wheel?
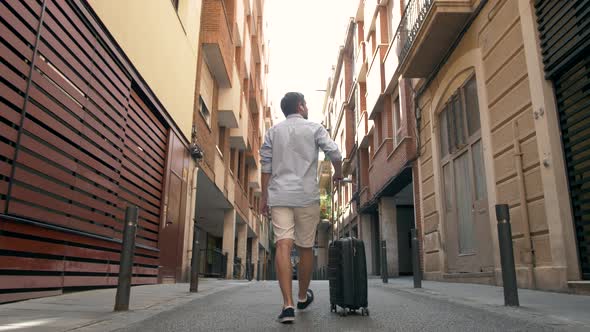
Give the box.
[361,307,369,316]
[330,303,336,313]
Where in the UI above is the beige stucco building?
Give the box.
[410,0,583,291]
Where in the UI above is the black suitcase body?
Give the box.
[328,237,369,316]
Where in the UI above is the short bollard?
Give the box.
[411,229,422,288]
[381,240,388,283]
[257,260,261,281]
[114,206,139,311]
[496,204,520,306]
[190,221,200,293]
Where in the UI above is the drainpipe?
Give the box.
[188,165,200,288]
[512,122,536,288]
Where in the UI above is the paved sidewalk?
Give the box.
[376,277,590,328]
[0,278,250,332]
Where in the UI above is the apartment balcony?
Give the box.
[355,41,368,83]
[230,96,249,149]
[235,0,245,46]
[248,167,261,190]
[245,115,259,165]
[363,0,379,40]
[366,44,388,120]
[201,0,234,88]
[217,65,241,128]
[226,175,235,205]
[249,75,262,114]
[395,0,478,78]
[356,110,372,148]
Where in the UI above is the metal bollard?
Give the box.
[222,252,228,279]
[496,204,519,306]
[257,260,261,281]
[190,222,200,292]
[381,240,388,283]
[411,229,422,288]
[114,206,139,311]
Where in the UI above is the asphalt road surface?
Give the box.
[119,280,582,331]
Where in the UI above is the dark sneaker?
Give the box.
[277,307,295,324]
[297,289,314,311]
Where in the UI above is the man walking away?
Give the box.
[260,92,342,324]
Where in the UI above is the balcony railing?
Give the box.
[395,0,434,65]
[391,0,475,77]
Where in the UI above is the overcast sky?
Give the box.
[265,0,355,122]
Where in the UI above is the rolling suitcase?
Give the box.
[328,237,369,316]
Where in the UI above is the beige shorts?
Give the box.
[271,205,320,248]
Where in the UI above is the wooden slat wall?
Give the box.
[0,0,169,302]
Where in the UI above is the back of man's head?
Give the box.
[280,92,305,118]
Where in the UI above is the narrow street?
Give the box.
[117,280,582,332]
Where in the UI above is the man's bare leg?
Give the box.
[275,239,294,308]
[297,246,313,301]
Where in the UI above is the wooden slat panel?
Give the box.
[64,261,109,273]
[3,0,42,32]
[122,158,162,192]
[0,2,38,45]
[121,168,161,200]
[22,120,121,181]
[0,235,67,256]
[44,1,96,59]
[16,150,122,209]
[118,187,161,218]
[119,179,161,210]
[0,121,19,143]
[126,106,167,155]
[0,159,12,177]
[138,221,159,233]
[1,219,160,258]
[36,41,90,95]
[0,276,63,289]
[0,80,26,112]
[13,164,121,218]
[63,276,109,287]
[84,100,126,140]
[0,59,28,92]
[136,238,158,249]
[122,143,163,182]
[50,1,130,94]
[32,57,88,107]
[85,85,127,125]
[0,256,65,271]
[8,200,117,238]
[129,96,167,143]
[125,119,166,167]
[41,10,93,76]
[130,277,158,285]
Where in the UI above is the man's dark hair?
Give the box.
[280,92,305,117]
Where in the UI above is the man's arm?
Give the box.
[315,126,343,181]
[259,130,272,215]
[260,173,271,215]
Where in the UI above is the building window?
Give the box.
[199,96,211,127]
[438,75,485,255]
